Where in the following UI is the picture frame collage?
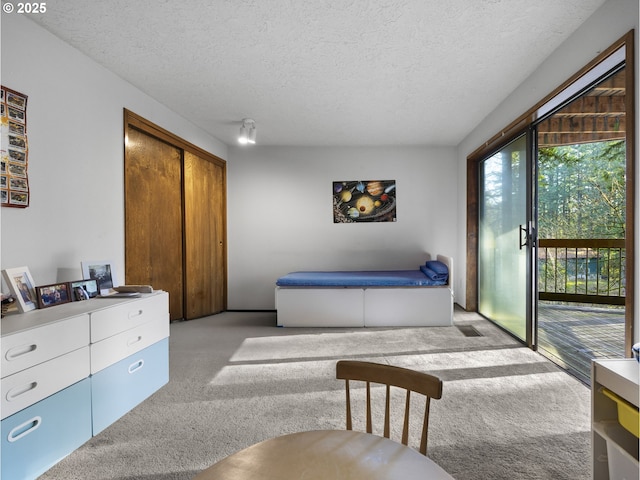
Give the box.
[1,86,29,207]
[1,261,114,313]
[35,278,100,309]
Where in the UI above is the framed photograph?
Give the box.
[8,148,26,164]
[81,260,117,294]
[9,191,28,206]
[8,163,27,177]
[9,120,25,136]
[35,283,71,309]
[69,278,99,301]
[2,267,37,312]
[6,90,27,110]
[9,177,28,191]
[7,106,25,123]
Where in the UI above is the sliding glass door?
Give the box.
[478,134,534,345]
[472,35,633,371]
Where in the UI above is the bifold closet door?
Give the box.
[125,127,184,320]
[183,151,226,319]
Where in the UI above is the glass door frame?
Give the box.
[528,130,538,350]
[476,131,537,348]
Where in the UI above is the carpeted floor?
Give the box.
[39,309,592,480]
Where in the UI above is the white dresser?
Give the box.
[1,291,169,480]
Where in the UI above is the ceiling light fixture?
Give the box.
[238,118,256,145]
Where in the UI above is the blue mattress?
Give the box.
[276,269,447,287]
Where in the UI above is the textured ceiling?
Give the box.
[26,0,608,147]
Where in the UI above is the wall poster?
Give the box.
[1,86,29,207]
[333,180,396,223]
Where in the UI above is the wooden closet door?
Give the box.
[183,151,226,319]
[125,127,184,320]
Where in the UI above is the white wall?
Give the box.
[0,15,458,313]
[227,146,457,309]
[0,14,227,288]
[455,0,639,340]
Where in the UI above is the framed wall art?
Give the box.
[2,266,37,312]
[1,86,29,208]
[35,282,71,309]
[333,180,397,223]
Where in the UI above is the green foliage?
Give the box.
[538,140,626,239]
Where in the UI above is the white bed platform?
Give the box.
[275,254,453,327]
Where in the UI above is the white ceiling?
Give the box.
[26,0,607,147]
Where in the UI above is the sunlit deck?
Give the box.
[537,302,626,385]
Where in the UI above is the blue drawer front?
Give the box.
[91,337,168,434]
[1,378,92,480]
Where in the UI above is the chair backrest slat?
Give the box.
[420,397,430,454]
[336,360,443,456]
[345,379,353,430]
[384,384,391,438]
[402,390,411,446]
[366,381,372,434]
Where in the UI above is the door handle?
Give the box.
[519,225,528,250]
[519,224,537,249]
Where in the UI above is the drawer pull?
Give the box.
[127,335,143,346]
[8,416,42,442]
[5,344,37,361]
[6,382,38,401]
[128,359,144,374]
[128,309,144,319]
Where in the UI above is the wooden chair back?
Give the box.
[335,360,443,455]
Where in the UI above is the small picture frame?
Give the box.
[81,260,117,295]
[35,282,71,309]
[2,266,37,312]
[69,278,99,301]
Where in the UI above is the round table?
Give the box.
[193,429,454,479]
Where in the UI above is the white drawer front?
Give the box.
[1,346,90,419]
[1,314,89,378]
[91,316,170,374]
[90,292,168,342]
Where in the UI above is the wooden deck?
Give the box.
[537,302,625,385]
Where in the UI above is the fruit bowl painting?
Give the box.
[333,180,397,223]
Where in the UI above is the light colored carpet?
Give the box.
[39,309,591,480]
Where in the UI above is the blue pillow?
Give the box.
[420,265,448,282]
[425,260,448,275]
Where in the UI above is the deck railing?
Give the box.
[537,239,625,305]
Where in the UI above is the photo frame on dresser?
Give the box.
[69,278,99,300]
[81,260,117,295]
[2,266,37,312]
[35,282,71,309]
